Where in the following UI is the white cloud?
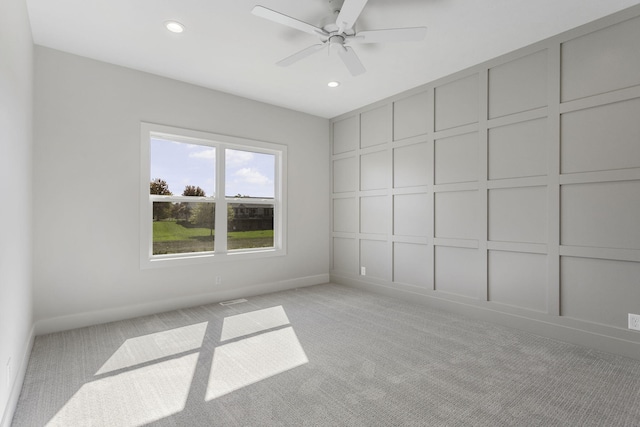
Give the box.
[234,168,270,185]
[189,148,216,159]
[226,150,254,167]
[151,137,178,145]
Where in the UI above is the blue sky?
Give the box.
[151,138,274,198]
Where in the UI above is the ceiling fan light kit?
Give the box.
[252,0,427,76]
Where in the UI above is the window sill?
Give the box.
[140,248,286,269]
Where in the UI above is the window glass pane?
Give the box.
[225,149,275,198]
[152,202,215,255]
[227,203,274,250]
[151,138,215,197]
[144,124,285,265]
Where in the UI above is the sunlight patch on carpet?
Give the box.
[95,322,207,375]
[206,326,308,400]
[48,353,199,426]
[220,305,290,341]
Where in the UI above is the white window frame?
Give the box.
[140,123,287,269]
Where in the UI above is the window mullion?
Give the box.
[214,145,228,253]
[224,198,274,205]
[149,195,214,203]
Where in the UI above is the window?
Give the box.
[140,123,286,268]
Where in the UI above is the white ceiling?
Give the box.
[26,0,640,118]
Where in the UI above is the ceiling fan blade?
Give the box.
[336,0,369,32]
[337,45,366,76]
[348,27,428,44]
[252,6,328,37]
[277,44,325,67]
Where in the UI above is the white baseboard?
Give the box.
[35,274,329,335]
[1,324,35,427]
[333,273,640,362]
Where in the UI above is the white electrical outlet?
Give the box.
[360,266,366,276]
[629,313,640,331]
[215,276,222,285]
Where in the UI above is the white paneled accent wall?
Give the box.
[330,6,640,359]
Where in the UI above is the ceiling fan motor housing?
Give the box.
[328,34,346,51]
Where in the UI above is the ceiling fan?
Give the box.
[252,0,427,76]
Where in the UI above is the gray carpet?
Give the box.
[12,284,640,426]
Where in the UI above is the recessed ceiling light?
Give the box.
[165,21,185,33]
[328,81,340,88]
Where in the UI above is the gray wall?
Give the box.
[0,0,33,424]
[33,47,330,333]
[330,6,640,359]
